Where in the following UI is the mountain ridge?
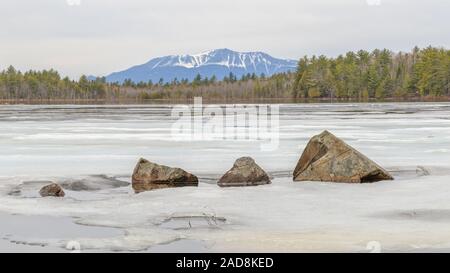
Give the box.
[101,48,297,83]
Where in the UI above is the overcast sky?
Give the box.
[1,0,449,79]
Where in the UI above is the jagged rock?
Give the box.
[293,131,393,183]
[132,158,198,193]
[218,157,271,187]
[39,183,65,197]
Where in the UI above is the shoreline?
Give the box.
[1,97,450,105]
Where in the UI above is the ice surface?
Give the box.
[1,103,450,252]
[0,212,123,253]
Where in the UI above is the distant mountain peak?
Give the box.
[105,49,297,83]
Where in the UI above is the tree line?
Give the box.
[293,46,450,99]
[0,46,448,103]
[0,66,291,102]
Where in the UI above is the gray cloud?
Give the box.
[0,0,449,79]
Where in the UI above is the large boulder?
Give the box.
[39,183,65,197]
[218,157,271,187]
[132,158,198,193]
[293,131,393,183]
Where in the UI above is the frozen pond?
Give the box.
[1,103,450,252]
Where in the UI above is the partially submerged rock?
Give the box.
[132,158,198,193]
[59,175,130,191]
[416,166,431,176]
[218,157,271,187]
[39,183,65,197]
[293,131,393,183]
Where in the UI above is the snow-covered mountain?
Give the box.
[104,48,297,83]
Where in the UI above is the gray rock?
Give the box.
[416,166,431,176]
[218,157,271,187]
[59,175,129,191]
[293,131,393,183]
[39,183,65,197]
[132,158,199,193]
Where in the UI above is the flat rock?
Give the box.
[218,157,271,187]
[39,183,65,197]
[293,131,393,183]
[132,158,199,193]
[59,175,130,191]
